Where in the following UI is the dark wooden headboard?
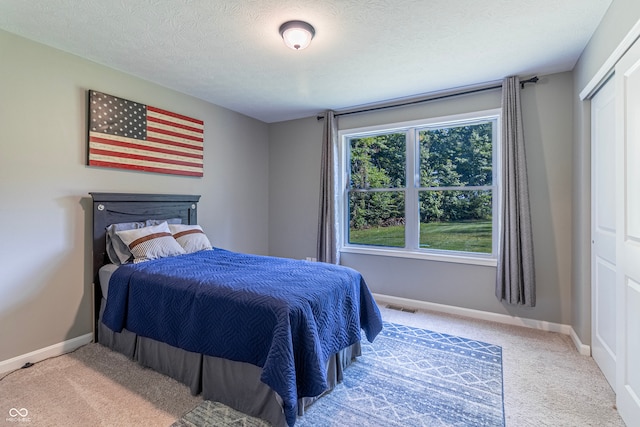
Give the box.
[90,192,201,331]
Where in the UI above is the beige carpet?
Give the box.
[0,343,202,426]
[0,306,625,426]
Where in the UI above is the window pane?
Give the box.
[348,191,405,247]
[349,133,406,189]
[419,190,492,253]
[419,122,492,187]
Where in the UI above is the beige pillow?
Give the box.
[116,222,185,263]
[169,224,213,254]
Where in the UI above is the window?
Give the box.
[340,110,500,265]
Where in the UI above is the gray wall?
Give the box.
[0,30,269,362]
[269,72,575,325]
[269,117,324,260]
[571,0,640,344]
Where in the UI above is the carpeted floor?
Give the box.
[0,306,625,426]
[0,342,201,426]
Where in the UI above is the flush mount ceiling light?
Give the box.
[279,20,315,50]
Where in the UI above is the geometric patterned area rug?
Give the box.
[172,322,504,426]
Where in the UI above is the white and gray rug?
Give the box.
[173,322,504,426]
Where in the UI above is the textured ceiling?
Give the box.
[0,0,611,123]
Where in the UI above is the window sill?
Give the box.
[340,246,498,267]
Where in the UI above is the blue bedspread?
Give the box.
[102,248,382,426]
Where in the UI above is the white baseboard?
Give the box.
[0,333,93,375]
[373,293,591,355]
[569,327,591,356]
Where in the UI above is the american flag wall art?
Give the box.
[88,90,204,177]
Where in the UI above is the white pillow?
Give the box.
[116,222,185,263]
[106,218,183,265]
[169,224,213,254]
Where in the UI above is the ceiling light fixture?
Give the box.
[279,20,315,51]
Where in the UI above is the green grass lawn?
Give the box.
[349,220,492,253]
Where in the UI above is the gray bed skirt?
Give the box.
[98,299,361,427]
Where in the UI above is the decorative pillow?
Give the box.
[106,218,183,265]
[116,222,185,263]
[169,224,213,254]
[106,221,146,265]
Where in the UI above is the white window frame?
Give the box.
[338,109,502,267]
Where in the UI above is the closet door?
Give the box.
[590,77,617,389]
[614,36,640,424]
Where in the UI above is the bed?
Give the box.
[90,192,383,427]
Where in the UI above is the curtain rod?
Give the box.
[317,76,539,120]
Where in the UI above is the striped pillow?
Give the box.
[116,222,185,263]
[169,224,213,254]
[106,218,182,265]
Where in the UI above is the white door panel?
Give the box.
[615,36,640,425]
[591,76,617,389]
[595,260,617,358]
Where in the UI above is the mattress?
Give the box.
[98,263,118,298]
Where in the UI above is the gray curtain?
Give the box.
[317,111,339,264]
[496,76,536,306]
